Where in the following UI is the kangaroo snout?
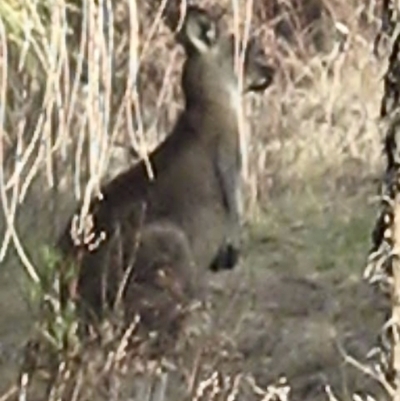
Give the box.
[242,37,275,93]
[246,63,275,92]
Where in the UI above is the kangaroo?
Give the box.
[57,6,274,325]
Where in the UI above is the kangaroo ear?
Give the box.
[177,6,219,54]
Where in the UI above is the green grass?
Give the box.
[0,173,379,396]
[246,179,375,275]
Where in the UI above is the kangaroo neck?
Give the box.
[184,97,240,128]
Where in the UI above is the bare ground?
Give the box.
[0,174,387,400]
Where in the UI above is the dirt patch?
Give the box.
[206,265,387,401]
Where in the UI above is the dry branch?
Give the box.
[367,1,400,399]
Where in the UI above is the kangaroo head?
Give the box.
[177,7,275,110]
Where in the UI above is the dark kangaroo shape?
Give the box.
[57,6,274,323]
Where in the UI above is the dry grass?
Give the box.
[0,0,389,400]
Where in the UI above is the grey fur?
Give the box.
[57,6,274,325]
